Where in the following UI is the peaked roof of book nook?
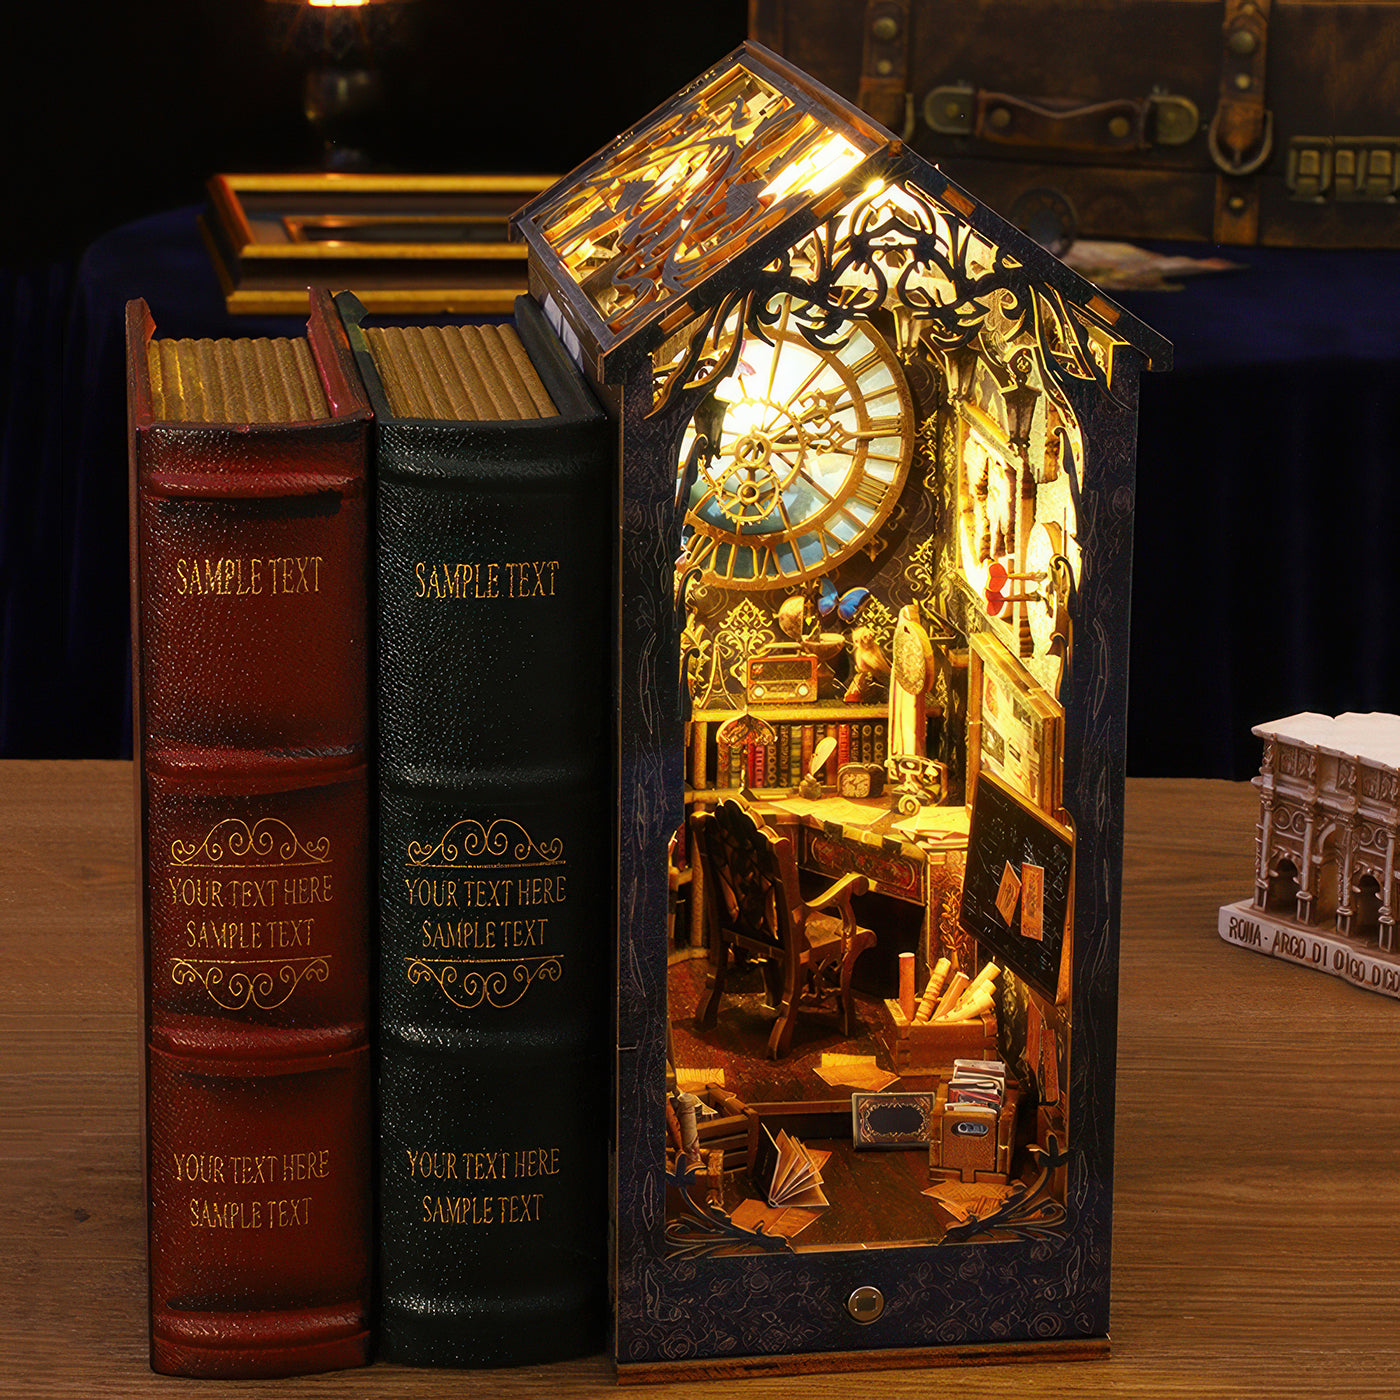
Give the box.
[513,41,1171,381]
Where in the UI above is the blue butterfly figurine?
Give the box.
[815,577,871,625]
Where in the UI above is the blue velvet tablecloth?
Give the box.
[0,207,306,758]
[1114,244,1400,776]
[6,207,1400,774]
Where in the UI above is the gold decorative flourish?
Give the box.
[169,956,331,1011]
[916,415,941,464]
[406,819,564,868]
[170,818,330,869]
[860,596,897,652]
[904,535,939,600]
[404,956,564,1009]
[716,599,778,694]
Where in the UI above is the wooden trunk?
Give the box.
[750,0,1400,246]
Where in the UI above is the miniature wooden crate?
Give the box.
[928,1081,1021,1184]
[879,998,997,1074]
[744,1099,853,1171]
[693,1086,754,1173]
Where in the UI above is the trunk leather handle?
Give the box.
[974,92,1151,152]
[923,85,1200,151]
[1213,0,1273,241]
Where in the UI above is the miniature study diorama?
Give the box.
[513,42,1168,1378]
[1220,713,1400,1000]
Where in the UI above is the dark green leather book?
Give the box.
[336,294,610,1367]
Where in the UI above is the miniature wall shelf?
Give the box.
[513,41,1169,1380]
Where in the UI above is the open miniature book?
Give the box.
[752,1127,830,1209]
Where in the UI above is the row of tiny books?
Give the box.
[129,289,610,1378]
[718,720,888,791]
[948,1059,1008,1110]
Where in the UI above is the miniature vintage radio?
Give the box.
[746,648,821,703]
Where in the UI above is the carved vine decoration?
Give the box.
[664,1157,794,1260]
[940,1134,1071,1244]
[649,178,1122,577]
[537,68,865,337]
[653,289,753,420]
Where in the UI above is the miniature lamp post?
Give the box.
[943,339,983,403]
[1003,349,1040,460]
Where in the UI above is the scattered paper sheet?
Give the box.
[1061,239,1243,292]
[813,1053,899,1092]
[674,1067,724,1093]
[922,1180,1016,1222]
[995,860,1022,924]
[729,1197,820,1240]
[1021,863,1044,941]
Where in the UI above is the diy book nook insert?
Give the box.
[513,42,1168,1378]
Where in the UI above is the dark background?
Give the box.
[2,1,750,266]
[4,2,1399,775]
[0,0,749,758]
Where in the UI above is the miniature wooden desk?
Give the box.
[685,788,968,972]
[7,762,1400,1396]
[760,793,970,978]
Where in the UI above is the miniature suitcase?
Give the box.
[750,0,1400,247]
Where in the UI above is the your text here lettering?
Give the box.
[168,874,333,951]
[407,1145,560,1227]
[405,874,565,950]
[174,1147,331,1230]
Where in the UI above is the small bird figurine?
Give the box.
[845,626,891,703]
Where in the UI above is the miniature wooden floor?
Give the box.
[668,954,980,1248]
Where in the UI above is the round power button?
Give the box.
[847,1286,884,1324]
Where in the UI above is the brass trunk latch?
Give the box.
[1288,136,1400,202]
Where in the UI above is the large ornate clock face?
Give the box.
[678,302,915,589]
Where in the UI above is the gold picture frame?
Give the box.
[201,172,555,315]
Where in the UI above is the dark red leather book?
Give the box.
[127,293,372,1378]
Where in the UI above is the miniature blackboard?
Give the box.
[960,768,1074,1002]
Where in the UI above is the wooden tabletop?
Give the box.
[4,762,1399,1396]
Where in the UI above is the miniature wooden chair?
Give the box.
[692,798,874,1060]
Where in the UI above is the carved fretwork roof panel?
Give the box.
[514,42,1170,382]
[529,65,875,339]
